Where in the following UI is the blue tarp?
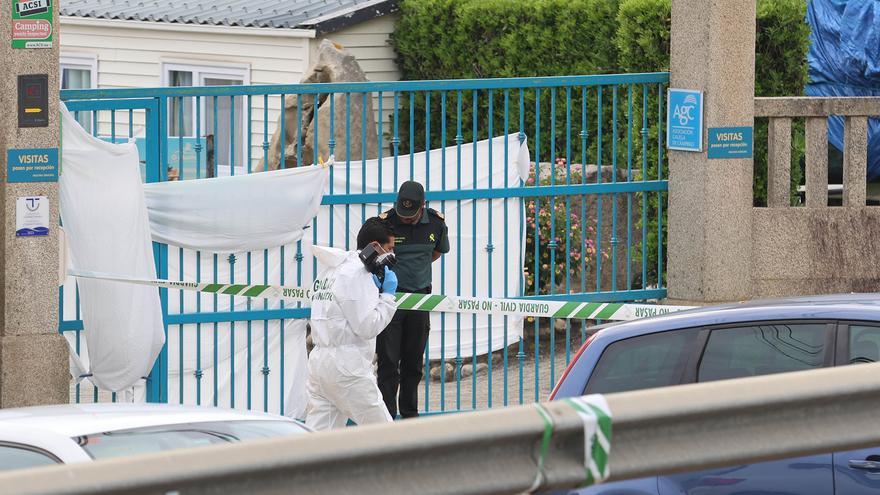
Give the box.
[806,0,880,180]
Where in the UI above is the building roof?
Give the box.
[60,0,398,34]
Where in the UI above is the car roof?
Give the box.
[0,403,293,437]
[596,293,880,342]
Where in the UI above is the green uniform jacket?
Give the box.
[380,208,449,292]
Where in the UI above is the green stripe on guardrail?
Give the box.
[565,396,612,486]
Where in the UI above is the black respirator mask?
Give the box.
[359,242,397,283]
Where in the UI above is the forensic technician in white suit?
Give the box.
[305,217,399,430]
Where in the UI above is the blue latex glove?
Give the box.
[371,273,382,289]
[380,266,398,294]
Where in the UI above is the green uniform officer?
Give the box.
[377,180,449,418]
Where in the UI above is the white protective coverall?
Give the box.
[306,245,397,430]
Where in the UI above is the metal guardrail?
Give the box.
[4,362,880,495]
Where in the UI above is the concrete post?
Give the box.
[667,0,757,304]
[0,1,69,406]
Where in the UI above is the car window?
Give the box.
[849,325,880,364]
[76,420,307,460]
[584,329,697,394]
[698,323,827,382]
[0,444,59,471]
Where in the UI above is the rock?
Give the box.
[460,364,474,378]
[555,318,580,335]
[256,40,378,171]
[474,363,489,376]
[430,363,455,382]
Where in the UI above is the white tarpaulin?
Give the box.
[309,134,529,358]
[60,100,328,400]
[143,165,329,253]
[59,104,165,393]
[165,244,310,419]
[152,166,327,417]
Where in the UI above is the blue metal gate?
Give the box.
[60,73,670,414]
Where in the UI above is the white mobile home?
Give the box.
[59,0,402,173]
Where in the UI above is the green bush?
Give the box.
[616,0,671,73]
[393,0,619,81]
[391,0,621,155]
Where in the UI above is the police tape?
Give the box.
[69,269,696,321]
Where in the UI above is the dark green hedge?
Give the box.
[390,0,621,156]
[393,0,620,81]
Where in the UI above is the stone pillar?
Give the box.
[0,1,69,406]
[667,0,757,304]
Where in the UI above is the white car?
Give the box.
[0,403,310,471]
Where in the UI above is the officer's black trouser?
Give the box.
[376,288,431,419]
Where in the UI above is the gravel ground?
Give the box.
[422,323,594,414]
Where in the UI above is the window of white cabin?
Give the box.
[60,54,97,132]
[163,63,250,176]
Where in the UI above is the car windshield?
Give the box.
[75,420,306,460]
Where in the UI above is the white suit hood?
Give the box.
[312,245,349,269]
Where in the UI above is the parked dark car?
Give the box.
[548,293,880,495]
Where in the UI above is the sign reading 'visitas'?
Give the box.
[708,127,753,159]
[7,148,58,182]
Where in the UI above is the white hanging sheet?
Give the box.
[59,103,165,393]
[60,102,328,400]
[143,165,329,253]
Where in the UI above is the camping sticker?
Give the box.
[11,0,53,49]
